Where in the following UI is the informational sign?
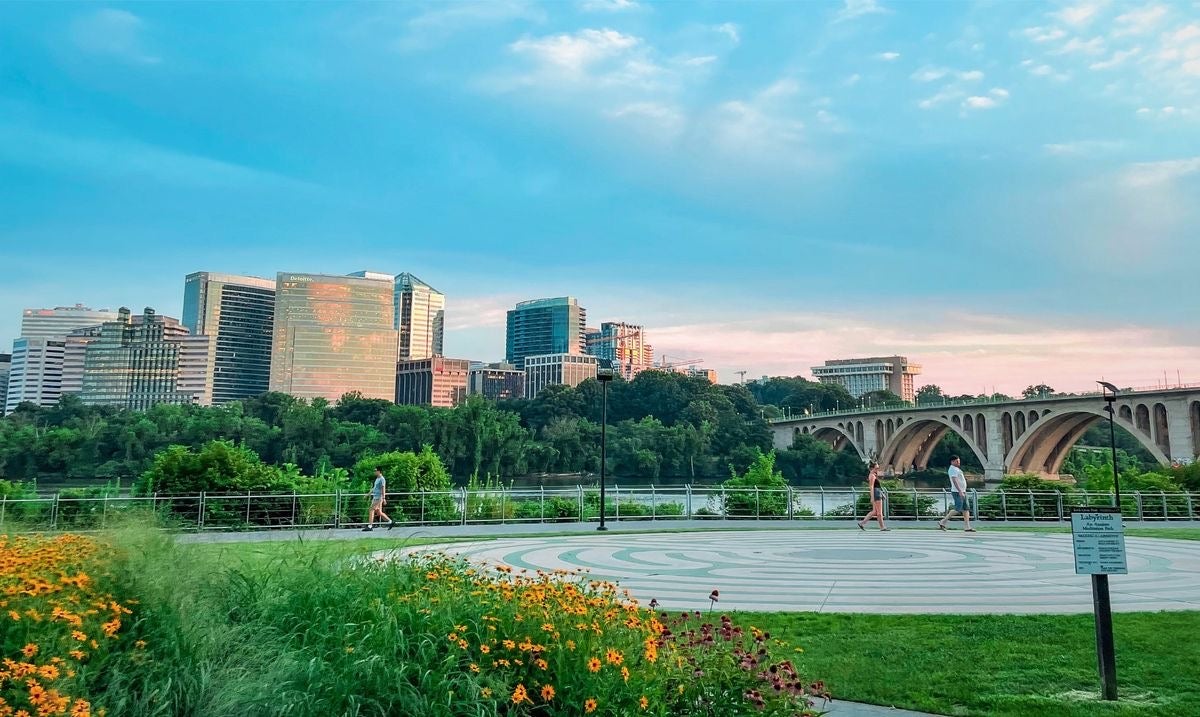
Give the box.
[1071,508,1128,575]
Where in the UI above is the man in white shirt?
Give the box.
[938,455,975,532]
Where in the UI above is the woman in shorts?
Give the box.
[857,462,889,531]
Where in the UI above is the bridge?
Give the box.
[769,387,1200,481]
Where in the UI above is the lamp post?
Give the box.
[1097,381,1122,507]
[597,368,615,531]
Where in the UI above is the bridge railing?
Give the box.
[1,486,1196,532]
[767,383,1200,422]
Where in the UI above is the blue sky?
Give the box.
[2,0,1198,394]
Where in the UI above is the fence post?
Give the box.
[577,485,584,523]
[787,486,793,521]
[51,493,59,530]
[461,486,468,526]
[540,486,546,524]
[685,484,692,519]
[1000,491,1008,521]
[755,487,760,520]
[102,494,109,528]
[421,491,427,524]
[1188,492,1194,520]
[1161,491,1168,521]
[0,494,5,529]
[721,486,727,520]
[1135,491,1143,521]
[970,489,978,520]
[245,491,251,526]
[851,487,858,520]
[334,489,342,529]
[614,484,620,522]
[912,488,919,521]
[819,487,825,518]
[500,487,507,525]
[651,484,657,521]
[1057,492,1064,522]
[290,492,297,527]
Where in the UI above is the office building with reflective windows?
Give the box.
[396,357,469,408]
[468,362,525,401]
[585,321,654,381]
[506,297,587,371]
[182,272,276,404]
[524,353,598,399]
[79,307,207,410]
[269,272,399,401]
[4,339,66,414]
[19,305,119,340]
[394,273,445,361]
[0,353,9,411]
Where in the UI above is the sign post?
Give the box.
[1070,507,1127,701]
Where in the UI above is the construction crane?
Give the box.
[657,354,704,371]
[735,370,747,384]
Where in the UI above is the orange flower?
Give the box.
[621,666,630,682]
[21,644,38,658]
[584,697,598,713]
[639,695,649,710]
[511,683,531,704]
[605,648,623,665]
[587,657,602,673]
[540,684,555,702]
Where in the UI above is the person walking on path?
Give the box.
[938,456,975,532]
[363,466,396,532]
[857,463,889,531]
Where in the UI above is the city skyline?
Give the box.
[2,2,1199,394]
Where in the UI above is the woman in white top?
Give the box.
[857,462,889,531]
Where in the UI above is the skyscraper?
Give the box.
[182,272,277,404]
[79,307,208,410]
[4,339,65,414]
[395,273,445,361]
[585,321,654,381]
[505,297,586,371]
[0,353,9,411]
[19,305,119,340]
[269,272,399,401]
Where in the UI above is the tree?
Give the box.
[915,385,944,404]
[722,450,789,517]
[1022,384,1056,399]
[859,390,902,406]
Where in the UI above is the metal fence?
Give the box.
[1,487,1196,532]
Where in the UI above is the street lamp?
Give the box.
[1097,381,1122,507]
[597,368,615,531]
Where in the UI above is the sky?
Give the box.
[1,0,1198,396]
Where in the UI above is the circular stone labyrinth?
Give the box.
[391,531,1200,614]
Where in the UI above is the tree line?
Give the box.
[0,372,875,490]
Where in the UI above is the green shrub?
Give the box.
[722,450,789,518]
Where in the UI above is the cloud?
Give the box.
[1023,26,1067,43]
[1055,36,1106,55]
[962,88,1008,111]
[606,101,686,135]
[68,9,159,64]
[0,122,317,193]
[650,311,1200,395]
[1053,2,1103,26]
[1043,140,1123,156]
[397,1,544,51]
[714,22,741,45]
[1136,105,1195,118]
[911,67,983,83]
[510,28,640,73]
[918,87,961,109]
[959,69,984,81]
[834,0,890,23]
[1122,157,1200,187]
[845,73,862,85]
[580,0,640,12]
[1114,5,1168,36]
[1090,47,1141,69]
[876,51,901,61]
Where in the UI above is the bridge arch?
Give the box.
[877,417,988,474]
[812,425,867,460]
[1006,406,1170,475]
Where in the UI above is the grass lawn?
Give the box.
[978,526,1200,541]
[752,611,1200,717]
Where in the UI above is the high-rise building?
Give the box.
[506,297,587,371]
[396,357,470,408]
[811,356,922,402]
[679,366,719,384]
[182,272,277,405]
[468,362,525,401]
[4,339,66,414]
[79,307,208,410]
[60,326,103,396]
[395,273,445,361]
[524,353,598,399]
[0,352,12,412]
[585,321,654,381]
[19,305,119,340]
[269,272,399,401]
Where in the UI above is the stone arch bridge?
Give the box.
[769,387,1200,481]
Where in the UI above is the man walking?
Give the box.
[938,455,975,532]
[363,466,395,531]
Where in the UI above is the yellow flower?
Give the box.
[621,666,630,682]
[135,640,147,650]
[469,663,480,673]
[480,687,492,698]
[639,695,649,710]
[540,684,555,702]
[535,658,548,670]
[71,631,88,642]
[605,648,623,665]
[587,657,602,673]
[22,643,38,658]
[511,683,531,704]
[584,697,598,714]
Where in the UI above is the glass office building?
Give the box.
[468,362,525,401]
[506,297,587,370]
[182,272,277,405]
[396,357,469,407]
[269,272,399,401]
[395,273,445,361]
[19,305,118,340]
[3,339,66,414]
[0,353,9,413]
[79,307,206,410]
